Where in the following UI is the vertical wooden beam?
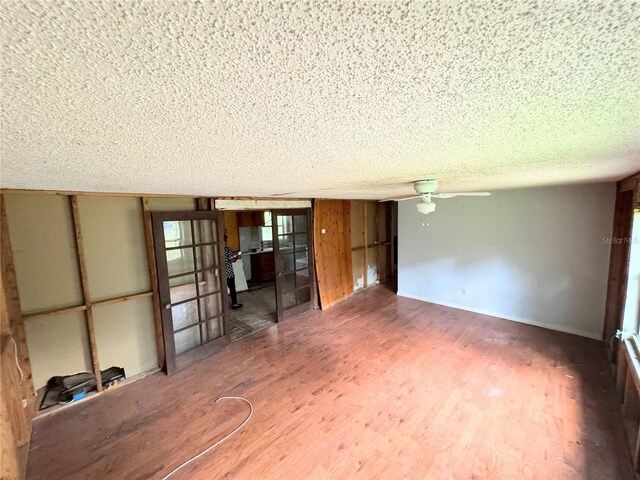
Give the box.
[363,202,368,290]
[0,195,36,421]
[69,196,102,391]
[196,198,210,211]
[141,198,165,370]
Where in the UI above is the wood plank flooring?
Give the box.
[26,284,634,479]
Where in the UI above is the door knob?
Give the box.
[164,303,171,310]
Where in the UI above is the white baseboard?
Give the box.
[396,292,602,341]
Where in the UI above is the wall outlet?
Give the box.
[321,228,326,235]
[21,399,27,408]
[461,289,466,295]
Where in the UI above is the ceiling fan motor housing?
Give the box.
[414,179,439,195]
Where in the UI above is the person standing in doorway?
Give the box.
[224,234,243,310]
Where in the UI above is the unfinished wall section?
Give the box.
[351,201,393,292]
[2,193,200,396]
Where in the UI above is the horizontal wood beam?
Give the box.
[92,291,153,308]
[22,304,87,321]
[22,291,154,320]
[0,189,199,199]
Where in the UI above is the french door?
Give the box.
[151,211,229,374]
[272,209,315,321]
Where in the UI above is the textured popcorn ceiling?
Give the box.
[1,1,639,199]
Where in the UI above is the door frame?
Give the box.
[151,210,230,374]
[271,208,317,322]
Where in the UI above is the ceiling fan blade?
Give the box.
[379,194,423,202]
[431,192,491,198]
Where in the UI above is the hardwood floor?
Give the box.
[26,284,634,479]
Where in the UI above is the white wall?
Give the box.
[398,183,615,339]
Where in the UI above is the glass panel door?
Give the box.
[152,210,229,374]
[272,209,315,321]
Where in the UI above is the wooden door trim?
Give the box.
[151,210,229,375]
[272,208,315,322]
[603,189,635,349]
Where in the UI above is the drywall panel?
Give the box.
[352,250,365,291]
[398,183,616,339]
[367,245,379,286]
[314,200,352,308]
[4,194,82,312]
[145,197,196,211]
[78,196,149,300]
[366,202,377,245]
[25,311,92,390]
[351,201,365,248]
[93,298,157,378]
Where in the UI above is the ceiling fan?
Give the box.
[384,179,491,214]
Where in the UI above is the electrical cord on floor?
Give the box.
[10,336,24,384]
[161,396,253,480]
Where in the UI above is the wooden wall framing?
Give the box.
[0,192,206,403]
[350,201,393,291]
[1,195,36,479]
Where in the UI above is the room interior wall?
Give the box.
[24,311,92,390]
[5,194,83,312]
[398,183,616,339]
[350,201,393,292]
[2,194,200,392]
[313,200,353,308]
[78,196,150,300]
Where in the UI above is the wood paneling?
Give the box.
[1,195,36,479]
[1,375,20,480]
[603,188,635,348]
[223,211,240,251]
[313,200,353,308]
[25,285,634,479]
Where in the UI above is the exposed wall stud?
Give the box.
[69,196,102,390]
[141,197,165,370]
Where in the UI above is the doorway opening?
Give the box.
[227,210,277,340]
[150,206,314,373]
[223,209,314,340]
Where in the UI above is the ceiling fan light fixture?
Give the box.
[416,200,436,215]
